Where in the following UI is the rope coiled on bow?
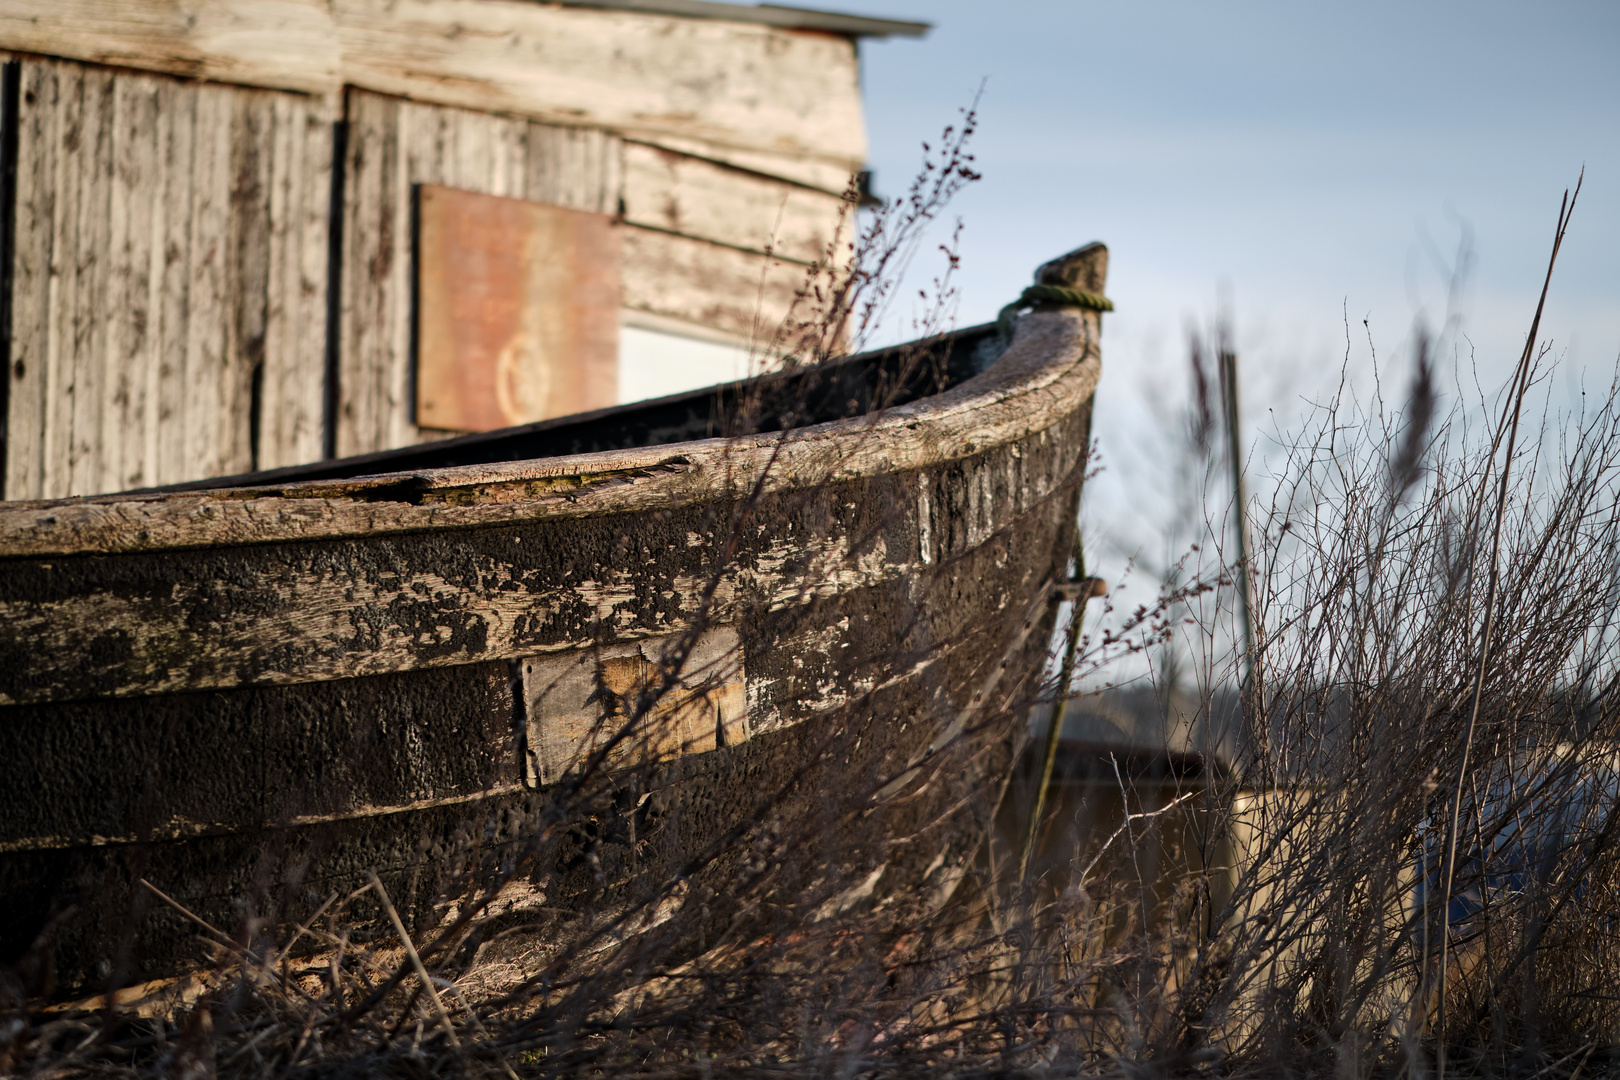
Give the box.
[1016,283,1114,312]
[997,283,1114,338]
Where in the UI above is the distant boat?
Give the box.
[0,245,1108,998]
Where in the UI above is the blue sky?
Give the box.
[857,1,1618,384]
[854,0,1620,682]
[855,1,1613,380]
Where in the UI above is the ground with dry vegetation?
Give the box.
[4,142,1619,1080]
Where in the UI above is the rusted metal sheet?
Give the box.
[415,184,620,433]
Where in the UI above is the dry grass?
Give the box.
[4,134,1619,1080]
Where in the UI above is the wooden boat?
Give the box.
[0,244,1107,998]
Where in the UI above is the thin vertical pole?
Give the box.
[1019,533,1091,884]
[1221,345,1263,751]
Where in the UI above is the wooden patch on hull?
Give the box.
[522,626,747,786]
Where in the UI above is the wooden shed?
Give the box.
[0,0,925,499]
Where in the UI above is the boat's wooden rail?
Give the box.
[0,299,1101,561]
[0,314,1099,713]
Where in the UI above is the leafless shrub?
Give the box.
[7,123,1616,1080]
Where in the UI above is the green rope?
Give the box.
[997,284,1114,338]
[1019,283,1114,312]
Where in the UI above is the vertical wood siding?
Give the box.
[3,66,848,486]
[3,56,331,498]
[264,93,335,470]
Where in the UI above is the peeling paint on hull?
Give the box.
[0,252,1106,997]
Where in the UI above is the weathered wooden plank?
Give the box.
[330,0,865,177]
[0,659,523,850]
[3,60,57,500]
[620,226,806,343]
[387,99,437,445]
[47,65,85,496]
[0,0,341,96]
[224,88,273,474]
[0,0,866,192]
[262,94,303,469]
[630,133,856,199]
[259,94,330,471]
[107,72,160,492]
[336,90,399,458]
[39,63,80,498]
[183,83,234,481]
[491,113,527,199]
[527,123,621,215]
[139,77,169,485]
[449,105,494,193]
[348,0,864,183]
[0,484,936,705]
[0,564,995,851]
[287,103,335,465]
[102,72,134,491]
[65,67,115,496]
[621,141,850,265]
[151,75,195,487]
[0,309,1102,559]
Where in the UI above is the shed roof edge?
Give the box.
[555,0,929,37]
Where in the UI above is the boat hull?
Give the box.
[0,251,1106,998]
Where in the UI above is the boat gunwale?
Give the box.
[0,310,1100,559]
